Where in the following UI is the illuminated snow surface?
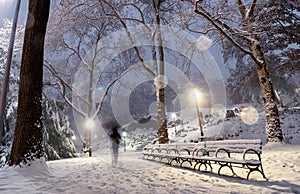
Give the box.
[0,106,299,194]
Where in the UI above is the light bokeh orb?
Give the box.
[154,75,168,89]
[195,35,212,51]
[240,106,259,125]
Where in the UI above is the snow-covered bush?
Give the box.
[43,99,77,161]
[0,132,13,168]
[0,18,24,167]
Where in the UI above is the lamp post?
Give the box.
[193,88,204,140]
[84,118,95,157]
[0,0,21,143]
[122,131,127,152]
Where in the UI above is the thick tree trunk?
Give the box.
[246,8,283,143]
[9,0,50,166]
[251,42,283,143]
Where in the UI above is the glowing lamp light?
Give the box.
[84,118,95,129]
[191,88,204,138]
[122,131,127,137]
[192,88,202,102]
[171,113,177,119]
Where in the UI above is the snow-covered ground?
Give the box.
[0,106,299,193]
[0,145,299,194]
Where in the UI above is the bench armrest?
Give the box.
[215,148,230,158]
[194,148,209,157]
[243,148,261,161]
[179,148,191,155]
[168,148,178,154]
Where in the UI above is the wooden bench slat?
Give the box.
[193,156,261,165]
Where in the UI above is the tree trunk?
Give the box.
[157,87,168,143]
[246,9,283,143]
[9,0,50,166]
[250,41,283,143]
[152,0,168,144]
[83,60,95,156]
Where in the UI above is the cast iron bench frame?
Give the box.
[142,139,267,180]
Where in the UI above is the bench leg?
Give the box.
[246,164,268,180]
[260,165,268,180]
[217,163,236,177]
[180,159,192,168]
[194,160,212,172]
[169,158,180,166]
[160,157,169,163]
[149,155,155,160]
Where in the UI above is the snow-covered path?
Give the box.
[0,145,299,194]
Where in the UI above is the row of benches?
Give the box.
[142,139,267,180]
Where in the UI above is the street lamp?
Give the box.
[83,118,95,157]
[193,88,204,140]
[122,130,127,152]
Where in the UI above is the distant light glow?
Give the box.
[84,118,95,129]
[0,0,7,4]
[190,88,203,104]
[122,131,127,137]
[71,135,76,140]
[171,113,177,119]
[240,106,259,125]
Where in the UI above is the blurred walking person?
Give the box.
[109,125,121,166]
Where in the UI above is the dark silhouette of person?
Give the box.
[109,126,121,166]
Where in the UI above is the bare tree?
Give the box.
[151,0,168,143]
[9,0,50,165]
[224,0,300,107]
[46,0,171,144]
[45,1,145,154]
[45,1,113,155]
[188,0,283,143]
[101,0,171,143]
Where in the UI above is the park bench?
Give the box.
[142,142,199,162]
[142,139,267,180]
[81,142,92,157]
